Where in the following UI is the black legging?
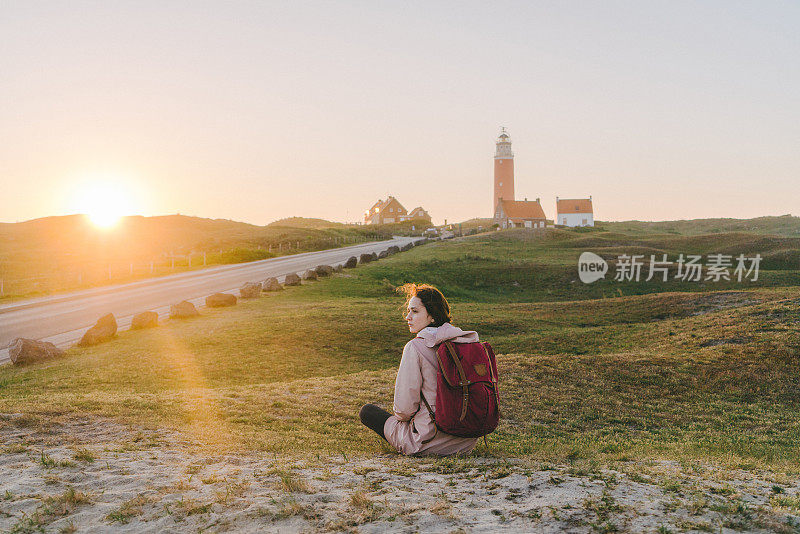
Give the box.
[359,404,391,441]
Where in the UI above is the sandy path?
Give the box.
[1,414,798,533]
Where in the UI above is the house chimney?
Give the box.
[536,197,540,203]
[589,195,592,201]
[524,197,527,201]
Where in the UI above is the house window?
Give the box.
[389,207,393,212]
[582,219,587,226]
[562,218,567,224]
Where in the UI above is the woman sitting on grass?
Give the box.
[359,283,479,456]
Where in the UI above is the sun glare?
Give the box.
[89,205,122,228]
[70,177,139,229]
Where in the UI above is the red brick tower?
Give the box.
[494,127,515,213]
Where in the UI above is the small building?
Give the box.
[494,198,547,229]
[407,207,431,222]
[556,196,594,227]
[364,196,430,225]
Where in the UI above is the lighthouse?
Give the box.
[494,127,515,213]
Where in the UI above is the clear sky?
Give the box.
[2,1,798,226]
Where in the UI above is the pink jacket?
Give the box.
[383,323,480,456]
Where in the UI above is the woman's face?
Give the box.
[405,296,434,334]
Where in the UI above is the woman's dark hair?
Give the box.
[397,283,451,327]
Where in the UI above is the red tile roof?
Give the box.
[556,198,593,214]
[497,199,546,220]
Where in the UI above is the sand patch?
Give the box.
[0,414,798,533]
[689,291,761,316]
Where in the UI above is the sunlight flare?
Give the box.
[68,175,141,229]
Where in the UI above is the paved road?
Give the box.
[0,237,418,364]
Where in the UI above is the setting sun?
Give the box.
[69,177,139,229]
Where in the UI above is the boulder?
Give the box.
[302,269,318,281]
[359,253,373,264]
[387,245,400,255]
[262,277,283,292]
[370,252,378,261]
[284,273,301,286]
[206,293,237,307]
[334,264,344,273]
[131,311,158,329]
[171,300,199,318]
[344,256,358,268]
[239,282,262,298]
[378,250,389,259]
[314,265,334,277]
[78,313,117,347]
[8,338,64,365]
[401,243,413,252]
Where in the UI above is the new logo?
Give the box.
[578,252,608,283]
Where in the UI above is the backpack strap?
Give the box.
[419,392,437,444]
[444,341,471,422]
[480,343,502,418]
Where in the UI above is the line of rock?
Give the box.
[7,239,431,365]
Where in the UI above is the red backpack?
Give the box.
[420,340,500,442]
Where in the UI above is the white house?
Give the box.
[556,197,594,227]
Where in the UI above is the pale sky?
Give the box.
[2,1,798,226]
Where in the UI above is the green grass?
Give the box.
[598,214,800,237]
[0,227,798,471]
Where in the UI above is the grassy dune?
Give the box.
[600,214,800,237]
[1,228,798,473]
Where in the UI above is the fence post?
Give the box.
[171,257,175,269]
[296,241,299,250]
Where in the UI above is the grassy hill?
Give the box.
[1,227,798,472]
[267,217,348,229]
[458,214,800,239]
[598,214,800,237]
